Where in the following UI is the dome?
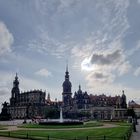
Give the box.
[63,80,72,93]
[63,80,72,87]
[62,65,72,93]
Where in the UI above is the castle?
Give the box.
[1,66,127,120]
[61,66,127,120]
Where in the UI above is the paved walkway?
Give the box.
[131,119,140,140]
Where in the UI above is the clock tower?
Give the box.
[62,64,72,107]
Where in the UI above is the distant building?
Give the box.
[128,100,140,118]
[7,73,46,119]
[62,66,127,120]
[73,85,89,110]
[62,64,72,109]
[1,65,127,120]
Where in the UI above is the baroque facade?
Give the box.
[1,65,127,120]
[7,74,46,119]
[62,66,127,120]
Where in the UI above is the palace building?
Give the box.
[1,65,127,120]
[62,66,127,120]
[7,74,46,119]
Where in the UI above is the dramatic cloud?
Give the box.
[82,47,131,80]
[86,71,115,84]
[134,67,140,76]
[0,21,14,55]
[82,51,131,95]
[35,68,52,77]
[91,49,122,65]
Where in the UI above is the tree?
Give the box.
[0,102,11,120]
[45,106,59,119]
[127,108,136,118]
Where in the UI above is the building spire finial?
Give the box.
[15,72,18,80]
[79,84,81,90]
[66,59,68,72]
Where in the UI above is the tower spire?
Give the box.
[79,84,81,90]
[62,61,72,107]
[65,60,69,80]
[14,73,19,86]
[15,72,18,79]
[11,73,20,99]
[66,60,68,72]
[66,63,68,72]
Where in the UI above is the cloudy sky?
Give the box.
[0,0,140,106]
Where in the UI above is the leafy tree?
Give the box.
[0,102,11,120]
[127,108,136,118]
[45,106,59,119]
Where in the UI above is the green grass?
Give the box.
[0,121,132,140]
[18,121,103,129]
[0,126,131,140]
[0,125,7,130]
[103,120,132,126]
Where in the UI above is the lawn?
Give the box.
[102,120,132,126]
[0,126,132,140]
[0,121,132,140]
[0,125,7,130]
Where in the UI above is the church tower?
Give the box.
[121,90,127,108]
[62,64,72,107]
[10,73,20,106]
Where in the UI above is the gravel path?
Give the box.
[0,123,117,132]
[0,137,24,140]
[130,119,140,140]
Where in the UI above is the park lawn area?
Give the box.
[19,121,103,129]
[0,125,7,130]
[4,126,131,140]
[102,121,132,126]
